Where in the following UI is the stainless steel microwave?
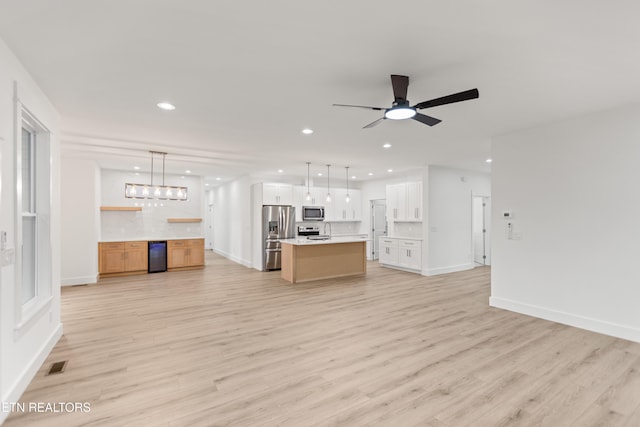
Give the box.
[302,206,325,221]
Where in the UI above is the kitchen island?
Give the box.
[280,236,367,284]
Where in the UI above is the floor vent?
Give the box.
[46,360,68,375]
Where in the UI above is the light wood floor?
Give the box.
[6,252,640,426]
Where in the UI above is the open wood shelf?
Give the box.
[167,218,202,223]
[100,206,142,211]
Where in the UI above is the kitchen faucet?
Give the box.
[323,221,332,239]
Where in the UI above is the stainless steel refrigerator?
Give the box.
[262,205,296,271]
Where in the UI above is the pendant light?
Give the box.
[345,166,350,203]
[305,162,312,201]
[325,164,331,203]
[125,151,188,201]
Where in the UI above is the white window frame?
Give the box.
[14,96,53,335]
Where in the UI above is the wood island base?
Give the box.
[281,240,366,284]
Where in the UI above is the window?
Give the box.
[21,125,37,304]
[15,106,52,327]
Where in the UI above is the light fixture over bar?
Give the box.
[125,151,188,201]
[125,183,188,200]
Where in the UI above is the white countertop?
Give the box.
[379,236,423,241]
[100,236,204,243]
[280,236,369,246]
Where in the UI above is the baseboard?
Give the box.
[213,249,252,268]
[490,296,640,344]
[1,323,63,424]
[423,262,474,276]
[61,273,98,286]
[379,263,421,274]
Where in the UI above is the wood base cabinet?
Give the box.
[168,238,204,270]
[99,241,148,278]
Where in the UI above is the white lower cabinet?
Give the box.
[378,237,422,273]
[398,239,422,270]
[379,238,399,265]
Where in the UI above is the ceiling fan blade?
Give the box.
[390,75,409,101]
[363,117,385,129]
[412,113,442,126]
[413,88,479,110]
[333,103,385,111]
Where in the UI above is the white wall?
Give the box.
[100,169,204,241]
[0,37,62,424]
[426,166,491,275]
[60,157,101,285]
[491,103,640,343]
[212,176,256,267]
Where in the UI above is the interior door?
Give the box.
[472,196,491,266]
[205,204,214,249]
[371,199,387,260]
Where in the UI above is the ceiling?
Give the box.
[2,1,640,186]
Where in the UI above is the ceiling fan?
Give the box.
[333,75,479,128]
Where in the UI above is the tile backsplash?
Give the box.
[100,169,203,241]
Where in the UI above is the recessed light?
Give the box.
[387,169,393,173]
[383,143,392,148]
[278,169,284,173]
[486,158,493,163]
[205,183,210,186]
[157,102,176,111]
[368,172,373,176]
[317,172,323,176]
[133,166,140,170]
[216,177,221,181]
[302,128,314,135]
[351,175,356,179]
[185,170,191,174]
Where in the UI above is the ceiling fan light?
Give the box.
[385,107,416,120]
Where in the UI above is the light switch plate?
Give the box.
[0,248,15,267]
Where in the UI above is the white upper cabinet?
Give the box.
[266,183,362,222]
[293,185,362,222]
[386,183,407,221]
[406,181,423,221]
[261,183,293,205]
[293,185,304,221]
[332,188,362,221]
[386,181,422,222]
[301,186,326,207]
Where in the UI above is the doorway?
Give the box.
[472,196,491,266]
[370,199,387,260]
[205,204,214,250]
